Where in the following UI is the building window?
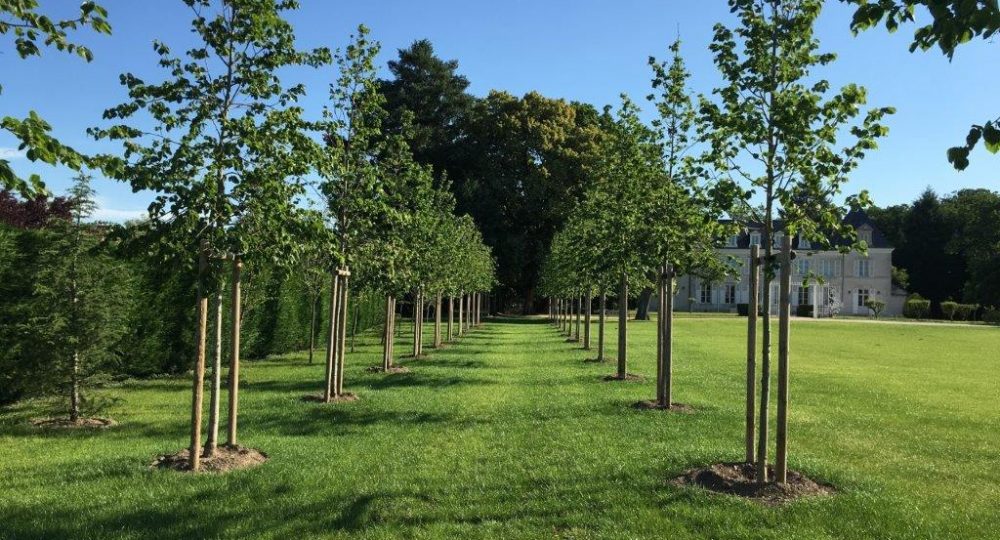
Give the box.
[823,286,833,306]
[797,286,810,305]
[798,233,811,250]
[725,284,736,304]
[749,232,761,246]
[774,231,784,246]
[795,259,810,275]
[726,235,739,247]
[857,259,871,278]
[699,282,713,304]
[818,259,840,278]
[857,288,870,307]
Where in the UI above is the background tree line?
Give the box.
[870,187,1000,315]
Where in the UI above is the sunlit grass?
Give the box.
[1,315,997,539]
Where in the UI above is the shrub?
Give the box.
[983,307,1000,325]
[903,294,930,319]
[795,304,813,317]
[864,298,886,319]
[737,303,749,316]
[955,303,979,321]
[941,300,959,321]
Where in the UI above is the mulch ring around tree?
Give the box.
[300,393,360,404]
[31,417,117,429]
[632,400,695,413]
[365,366,411,374]
[601,373,644,382]
[670,462,834,505]
[152,445,267,473]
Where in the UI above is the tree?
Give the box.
[701,0,893,483]
[26,174,131,423]
[317,24,391,399]
[646,38,738,409]
[92,0,328,470]
[941,189,1000,307]
[380,39,475,185]
[1,1,111,196]
[844,0,1000,170]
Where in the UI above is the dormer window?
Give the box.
[749,231,761,246]
[798,233,811,250]
[858,228,873,245]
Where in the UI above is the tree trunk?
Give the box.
[351,295,360,353]
[746,245,759,463]
[434,294,442,348]
[383,295,394,370]
[308,292,318,364]
[658,264,675,407]
[70,350,80,422]
[597,293,606,362]
[227,257,242,447]
[574,295,582,342]
[412,292,421,357]
[205,289,223,457]
[757,240,773,483]
[323,273,341,403]
[190,242,209,471]
[447,296,454,342]
[458,293,464,336]
[334,270,349,397]
[776,234,792,483]
[584,293,592,350]
[656,267,665,406]
[635,286,654,320]
[617,273,628,379]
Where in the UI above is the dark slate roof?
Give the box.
[721,209,892,250]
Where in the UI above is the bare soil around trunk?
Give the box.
[300,393,360,404]
[670,462,834,505]
[30,417,117,429]
[632,400,695,413]
[601,373,644,382]
[366,366,411,374]
[152,445,267,473]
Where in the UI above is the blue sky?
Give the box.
[2,0,997,220]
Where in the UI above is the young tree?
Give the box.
[701,0,893,483]
[646,38,738,409]
[92,0,329,470]
[29,174,130,423]
[1,1,111,196]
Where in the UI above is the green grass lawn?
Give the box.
[2,316,998,539]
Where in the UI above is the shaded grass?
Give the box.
[1,316,998,539]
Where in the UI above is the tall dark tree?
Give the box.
[896,189,966,308]
[380,39,474,184]
[941,189,1000,307]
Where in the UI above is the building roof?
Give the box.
[723,209,893,250]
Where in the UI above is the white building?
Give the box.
[670,211,901,317]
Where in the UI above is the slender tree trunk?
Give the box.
[746,245,759,463]
[334,270,349,397]
[584,293,592,350]
[598,293,606,362]
[226,257,242,447]
[458,294,464,336]
[351,295,360,353]
[412,292,420,357]
[434,294,442,348]
[635,286,654,320]
[308,292,318,364]
[574,295,582,342]
[776,234,792,483]
[190,242,209,471]
[656,266,665,406]
[447,296,454,342]
[758,239,773,483]
[617,273,628,379]
[661,264,675,407]
[70,350,80,422]
[323,272,340,403]
[383,295,394,370]
[205,288,223,457]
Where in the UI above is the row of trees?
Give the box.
[543,0,892,486]
[3,1,495,472]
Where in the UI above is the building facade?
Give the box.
[670,211,900,317]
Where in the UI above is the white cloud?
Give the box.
[0,147,26,160]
